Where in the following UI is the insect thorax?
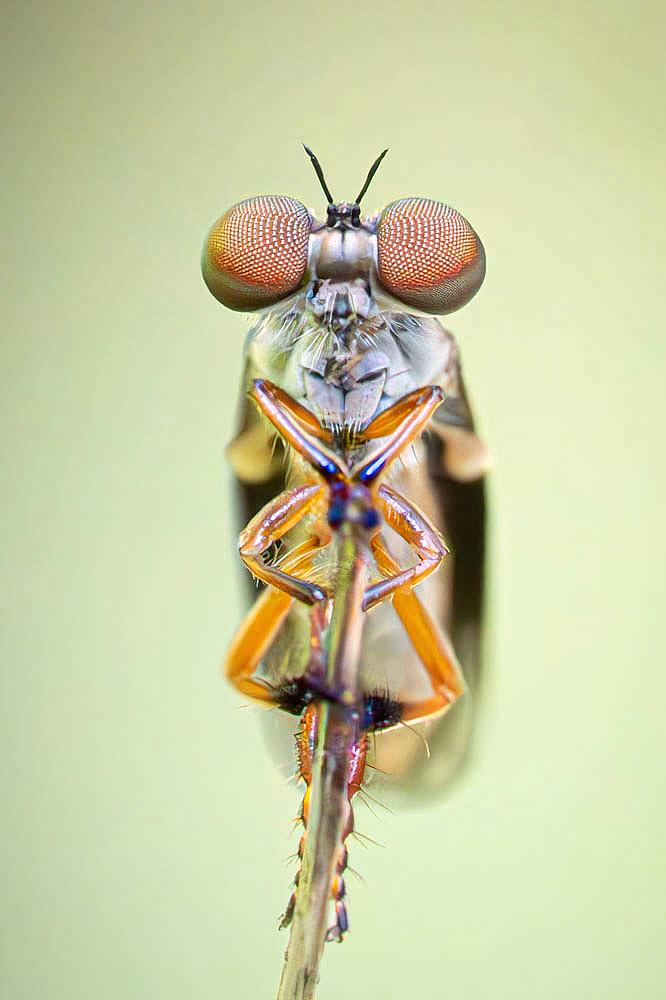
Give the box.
[246,279,460,434]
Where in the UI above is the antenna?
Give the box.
[355,149,389,205]
[302,144,334,204]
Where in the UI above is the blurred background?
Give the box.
[2,1,665,997]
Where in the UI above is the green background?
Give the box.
[3,1,665,997]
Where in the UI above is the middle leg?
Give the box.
[239,483,327,604]
[362,485,448,611]
[370,534,464,723]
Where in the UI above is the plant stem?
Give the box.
[275,525,368,1000]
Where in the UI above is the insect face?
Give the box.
[202,148,485,319]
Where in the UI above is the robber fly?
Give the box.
[202,148,488,793]
[226,377,465,945]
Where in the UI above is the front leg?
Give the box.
[354,385,443,484]
[250,380,348,481]
[239,483,327,604]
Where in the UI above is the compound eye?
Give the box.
[376,198,485,314]
[202,196,311,311]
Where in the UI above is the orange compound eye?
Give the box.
[376,198,485,314]
[202,196,312,312]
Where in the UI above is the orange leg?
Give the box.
[354,385,443,484]
[370,534,464,723]
[226,537,331,702]
[362,485,448,611]
[250,380,348,481]
[250,380,444,488]
[239,483,328,604]
[248,379,333,443]
[226,586,293,702]
[362,385,443,439]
